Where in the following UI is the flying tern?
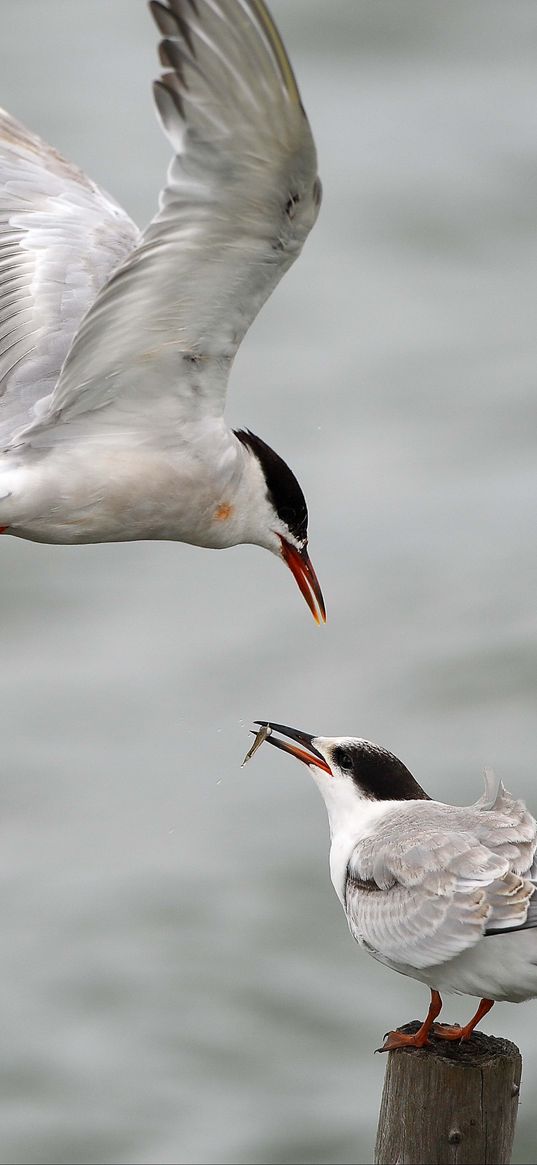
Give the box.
[247,722,537,1050]
[0,0,325,622]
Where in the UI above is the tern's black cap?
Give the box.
[235,428,308,544]
[333,741,430,802]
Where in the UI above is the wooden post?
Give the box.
[374,1022,521,1165]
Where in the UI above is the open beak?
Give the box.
[253,721,332,773]
[279,538,326,624]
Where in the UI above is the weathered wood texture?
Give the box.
[375,1022,521,1165]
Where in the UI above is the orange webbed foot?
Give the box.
[377,1027,432,1053]
[377,990,443,1053]
[432,1022,465,1041]
[433,998,494,1043]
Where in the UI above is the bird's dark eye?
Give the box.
[335,749,353,773]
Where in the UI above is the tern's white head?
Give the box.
[255,723,429,827]
[234,431,325,624]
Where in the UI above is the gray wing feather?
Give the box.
[486,881,537,935]
[39,0,320,431]
[346,781,537,972]
[0,109,139,448]
[346,875,492,970]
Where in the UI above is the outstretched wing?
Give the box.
[346,790,536,972]
[42,0,320,430]
[0,109,139,448]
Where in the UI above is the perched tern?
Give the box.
[0,0,325,622]
[249,722,537,1050]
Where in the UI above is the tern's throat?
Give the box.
[311,776,393,905]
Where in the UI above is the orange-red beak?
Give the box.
[279,538,326,624]
[253,721,332,774]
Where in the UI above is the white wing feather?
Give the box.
[0,109,139,448]
[33,0,320,435]
[346,784,537,972]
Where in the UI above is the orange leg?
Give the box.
[434,997,494,1041]
[379,989,443,1052]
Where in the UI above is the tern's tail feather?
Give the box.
[477,766,503,810]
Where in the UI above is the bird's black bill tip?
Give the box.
[251,721,331,773]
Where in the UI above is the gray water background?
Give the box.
[1,2,537,1161]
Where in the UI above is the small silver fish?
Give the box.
[241,723,272,767]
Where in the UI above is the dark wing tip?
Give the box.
[149,0,198,52]
[153,76,185,122]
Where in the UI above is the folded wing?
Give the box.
[346,787,537,971]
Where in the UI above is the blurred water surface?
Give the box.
[1,2,537,1162]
